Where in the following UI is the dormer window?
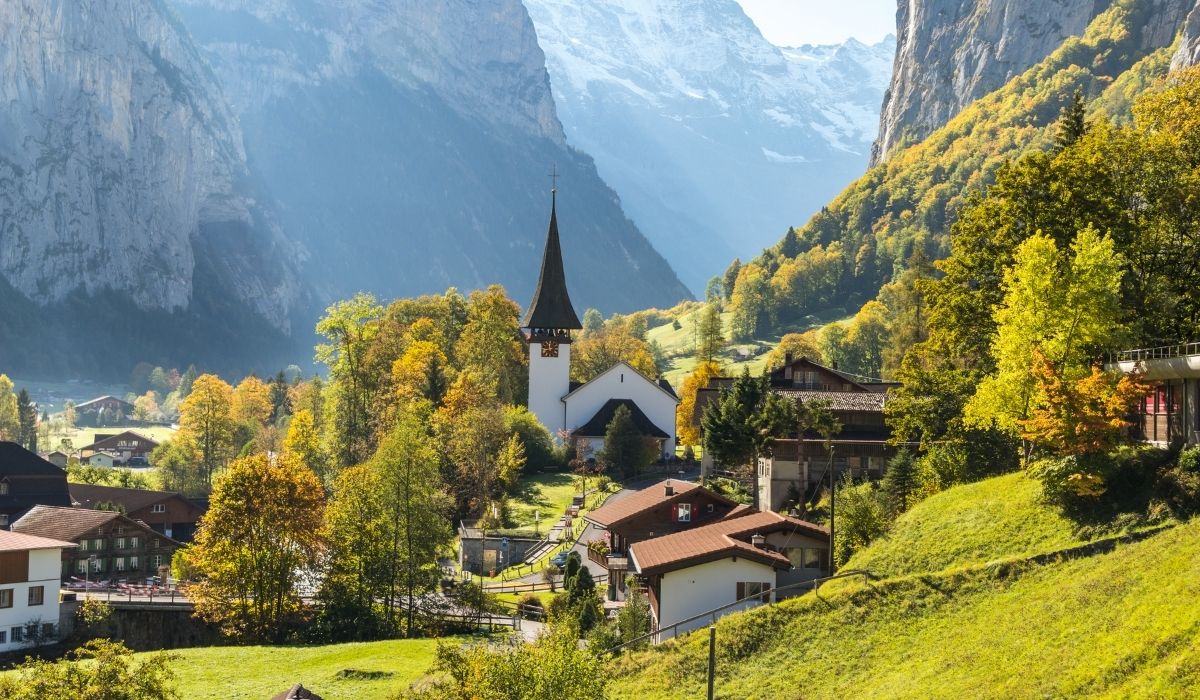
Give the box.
[676,503,692,523]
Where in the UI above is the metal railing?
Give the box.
[1114,342,1200,363]
[609,569,876,652]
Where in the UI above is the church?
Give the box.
[522,192,679,460]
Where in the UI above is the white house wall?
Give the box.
[0,548,63,653]
[656,556,777,640]
[564,363,678,456]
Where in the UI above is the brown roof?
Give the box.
[0,529,77,552]
[12,505,179,545]
[585,480,736,529]
[629,510,828,575]
[69,483,187,513]
[80,430,160,452]
[271,684,324,700]
[774,390,887,411]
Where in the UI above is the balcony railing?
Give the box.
[1114,343,1200,363]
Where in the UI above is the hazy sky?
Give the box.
[735,0,896,46]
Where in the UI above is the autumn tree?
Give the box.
[0,639,178,700]
[178,374,236,489]
[133,391,160,422]
[676,361,722,447]
[231,376,272,429]
[437,372,513,515]
[152,437,206,497]
[1020,349,1148,458]
[764,333,823,369]
[188,453,324,642]
[570,325,658,384]
[455,285,527,406]
[0,375,21,440]
[283,409,330,485]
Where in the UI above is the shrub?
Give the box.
[833,477,889,567]
[1156,446,1200,519]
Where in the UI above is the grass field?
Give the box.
[506,471,578,533]
[159,639,446,699]
[607,470,1199,699]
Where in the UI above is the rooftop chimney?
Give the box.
[664,481,674,497]
[751,533,766,548]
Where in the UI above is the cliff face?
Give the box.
[525,0,894,292]
[1172,0,1200,69]
[872,0,1107,164]
[0,0,299,327]
[173,0,691,313]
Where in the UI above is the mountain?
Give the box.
[872,0,1196,164]
[524,0,895,292]
[0,0,302,377]
[171,0,692,317]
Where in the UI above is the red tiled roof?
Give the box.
[0,529,77,552]
[629,510,828,575]
[585,480,734,529]
[11,505,122,541]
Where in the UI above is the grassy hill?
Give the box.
[608,474,1196,699]
[152,639,442,699]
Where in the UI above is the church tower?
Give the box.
[522,190,581,437]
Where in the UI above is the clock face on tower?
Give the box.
[540,340,560,358]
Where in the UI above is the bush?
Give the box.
[1156,446,1200,519]
[833,477,889,567]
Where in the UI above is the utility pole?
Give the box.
[707,625,717,700]
[828,446,837,575]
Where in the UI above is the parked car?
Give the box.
[550,550,571,568]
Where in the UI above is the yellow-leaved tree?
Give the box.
[188,453,324,643]
[676,361,722,447]
[231,376,273,429]
[178,374,236,488]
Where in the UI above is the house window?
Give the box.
[28,586,44,606]
[0,589,11,608]
[707,503,714,513]
[116,537,126,550]
[115,558,125,572]
[9,627,20,643]
[130,537,139,549]
[79,539,88,552]
[735,582,771,603]
[115,526,124,535]
[0,630,6,644]
[151,504,166,513]
[676,503,692,522]
[152,555,163,569]
[129,556,139,570]
[76,559,88,574]
[0,482,7,495]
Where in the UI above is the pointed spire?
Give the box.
[522,190,582,330]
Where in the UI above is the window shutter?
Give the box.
[736,582,745,600]
[671,505,678,522]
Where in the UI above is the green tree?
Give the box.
[455,285,527,405]
[600,405,658,479]
[881,449,918,517]
[178,365,198,399]
[16,388,36,452]
[833,477,888,567]
[779,225,803,258]
[188,453,325,642]
[581,308,604,335]
[694,303,726,363]
[701,368,797,506]
[316,292,384,468]
[722,258,742,302]
[729,263,772,341]
[283,409,330,485]
[570,325,658,384]
[152,437,206,497]
[965,228,1125,440]
[1054,89,1088,151]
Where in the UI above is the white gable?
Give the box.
[563,362,679,456]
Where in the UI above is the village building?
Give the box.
[73,396,135,427]
[628,509,829,640]
[697,356,904,512]
[82,452,116,469]
[11,505,180,582]
[522,191,679,458]
[0,530,75,653]
[583,479,746,598]
[43,451,69,469]
[1114,344,1200,446]
[0,442,71,529]
[79,430,160,467]
[69,483,205,542]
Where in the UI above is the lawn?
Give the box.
[160,638,446,699]
[505,471,579,533]
[609,519,1200,699]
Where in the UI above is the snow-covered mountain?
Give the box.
[524,0,895,292]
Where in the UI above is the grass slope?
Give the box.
[609,520,1200,699]
[160,639,441,700]
[842,472,1085,578]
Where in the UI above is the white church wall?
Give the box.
[528,340,572,436]
[563,363,678,457]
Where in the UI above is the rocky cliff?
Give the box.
[172,0,691,314]
[1172,0,1200,69]
[0,0,301,376]
[526,0,894,292]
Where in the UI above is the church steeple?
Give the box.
[522,190,582,333]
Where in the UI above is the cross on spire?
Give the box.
[548,164,559,203]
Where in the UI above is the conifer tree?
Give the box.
[1054,90,1087,151]
[16,389,36,452]
[881,448,918,517]
[780,225,802,258]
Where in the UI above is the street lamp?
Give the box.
[534,509,540,537]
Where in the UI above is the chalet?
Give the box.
[0,530,75,653]
[697,356,905,512]
[73,396,135,427]
[11,506,180,582]
[1114,344,1200,446]
[69,483,205,542]
[583,479,745,598]
[79,430,160,466]
[629,510,829,640]
[0,442,71,529]
[43,451,69,469]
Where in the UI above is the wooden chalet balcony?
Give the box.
[588,547,629,571]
